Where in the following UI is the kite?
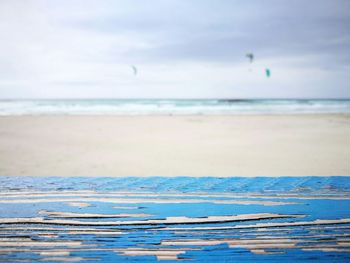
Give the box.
[246,53,254,63]
[131,65,137,76]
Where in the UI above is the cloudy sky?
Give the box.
[1,0,350,99]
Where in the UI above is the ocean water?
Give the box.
[0,99,350,115]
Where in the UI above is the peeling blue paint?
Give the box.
[0,176,350,262]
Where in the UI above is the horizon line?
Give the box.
[1,97,350,101]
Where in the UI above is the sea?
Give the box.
[0,99,350,115]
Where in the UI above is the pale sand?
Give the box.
[0,115,349,176]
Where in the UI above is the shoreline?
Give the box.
[1,114,350,177]
[1,113,350,118]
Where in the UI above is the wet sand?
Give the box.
[0,114,349,176]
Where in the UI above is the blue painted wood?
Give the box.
[0,176,350,262]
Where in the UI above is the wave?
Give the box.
[0,99,349,115]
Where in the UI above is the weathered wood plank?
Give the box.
[0,213,301,226]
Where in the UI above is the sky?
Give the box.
[0,0,350,99]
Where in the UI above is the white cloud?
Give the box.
[0,0,349,98]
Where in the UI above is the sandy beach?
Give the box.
[0,114,349,176]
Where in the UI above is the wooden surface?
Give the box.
[0,176,350,262]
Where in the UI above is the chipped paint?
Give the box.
[67,202,91,208]
[0,213,301,226]
[38,210,152,218]
[0,197,298,206]
[1,176,350,262]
